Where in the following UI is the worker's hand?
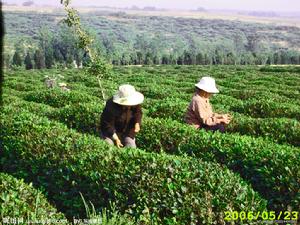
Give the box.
[221,114,232,124]
[220,118,230,124]
[115,138,124,148]
[113,133,123,148]
[224,114,232,119]
[134,123,140,133]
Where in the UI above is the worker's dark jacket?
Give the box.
[100,98,142,139]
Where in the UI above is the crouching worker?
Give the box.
[185,77,232,133]
[100,84,144,148]
[59,83,70,92]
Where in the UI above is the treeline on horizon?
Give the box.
[4,11,300,69]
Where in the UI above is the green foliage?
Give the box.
[4,10,300,66]
[45,48,55,69]
[1,108,267,224]
[228,115,300,146]
[231,98,300,120]
[61,0,71,7]
[50,102,104,134]
[147,97,187,122]
[24,52,33,70]
[146,97,300,146]
[23,89,101,108]
[9,97,297,212]
[34,49,46,69]
[60,0,113,102]
[61,0,93,55]
[137,118,300,211]
[2,65,300,223]
[4,81,43,92]
[0,173,67,222]
[12,51,22,67]
[86,57,112,79]
[259,66,300,73]
[80,195,136,225]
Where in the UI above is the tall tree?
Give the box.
[273,52,282,65]
[246,34,259,53]
[213,49,223,65]
[196,52,204,65]
[144,52,153,65]
[266,55,273,65]
[162,55,170,65]
[12,50,22,66]
[38,27,55,68]
[34,49,45,69]
[136,51,143,65]
[225,52,236,65]
[130,52,138,65]
[24,52,33,70]
[121,53,130,65]
[3,53,10,69]
[177,55,183,65]
[183,50,193,65]
[45,48,54,69]
[0,1,4,107]
[290,53,299,64]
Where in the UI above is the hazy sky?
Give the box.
[4,0,300,12]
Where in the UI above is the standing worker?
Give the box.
[100,84,144,148]
[185,76,232,132]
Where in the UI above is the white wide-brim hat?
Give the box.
[195,77,219,94]
[113,84,144,106]
[59,82,67,87]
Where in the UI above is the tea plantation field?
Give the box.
[1,65,300,224]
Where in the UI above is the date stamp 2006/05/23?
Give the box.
[224,211,299,224]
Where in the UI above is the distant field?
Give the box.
[3,5,300,28]
[126,10,300,28]
[3,5,300,68]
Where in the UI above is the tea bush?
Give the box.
[231,98,300,120]
[12,99,298,211]
[1,108,267,224]
[137,117,300,211]
[50,102,104,134]
[23,89,101,108]
[3,65,300,223]
[146,98,300,146]
[0,173,67,223]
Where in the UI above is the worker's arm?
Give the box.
[194,100,220,126]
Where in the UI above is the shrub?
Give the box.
[1,108,267,224]
[259,66,300,73]
[147,97,187,122]
[136,117,300,212]
[50,101,104,134]
[228,114,300,147]
[3,96,55,117]
[65,73,99,88]
[23,89,101,108]
[80,200,136,225]
[0,173,67,223]
[147,98,300,146]
[231,98,300,120]
[4,80,44,92]
[146,98,300,146]
[3,88,26,98]
[6,100,297,212]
